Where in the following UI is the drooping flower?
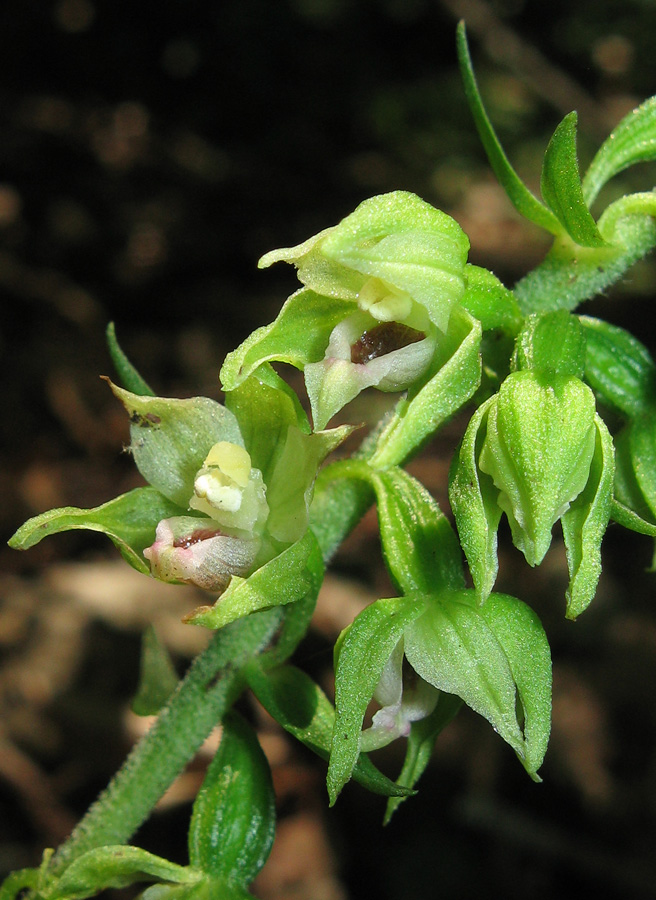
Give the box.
[450,369,615,618]
[222,191,470,429]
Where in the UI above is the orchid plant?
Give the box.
[5,23,656,900]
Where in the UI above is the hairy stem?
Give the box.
[50,609,283,875]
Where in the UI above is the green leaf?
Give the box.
[540,112,606,248]
[8,487,184,575]
[106,322,155,397]
[245,663,413,798]
[132,626,180,716]
[561,415,614,619]
[109,383,243,509]
[383,692,463,824]
[369,307,482,468]
[220,289,355,391]
[185,529,323,630]
[478,593,552,777]
[461,265,522,335]
[448,396,502,600]
[189,711,275,885]
[55,846,200,900]
[405,591,551,779]
[583,95,656,206]
[328,595,426,804]
[261,532,325,667]
[456,22,560,236]
[581,316,656,418]
[368,466,464,595]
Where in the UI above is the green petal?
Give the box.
[220,289,355,391]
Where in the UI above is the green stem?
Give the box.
[50,609,283,875]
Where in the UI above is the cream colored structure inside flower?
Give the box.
[357,278,414,323]
[189,441,269,535]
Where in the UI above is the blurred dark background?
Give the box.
[3,1,656,898]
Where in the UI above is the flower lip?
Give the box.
[172,526,223,549]
[350,321,426,365]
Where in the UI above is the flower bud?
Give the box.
[143,516,260,593]
[479,371,597,565]
[450,369,614,614]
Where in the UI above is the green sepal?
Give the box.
[583,94,656,206]
[317,191,469,333]
[53,846,201,900]
[8,487,185,575]
[581,316,656,418]
[514,311,587,379]
[405,590,551,780]
[448,396,502,600]
[184,529,322,630]
[259,192,469,334]
[188,711,275,885]
[456,22,561,236]
[367,466,465,595]
[611,498,656,536]
[109,382,243,509]
[328,595,427,804]
[106,322,155,397]
[132,626,179,716]
[245,663,414,798]
[540,112,606,248]
[461,265,522,335]
[369,307,482,468]
[514,193,656,315]
[561,415,615,619]
[383,692,463,824]
[264,423,353,544]
[627,408,656,522]
[220,289,354,391]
